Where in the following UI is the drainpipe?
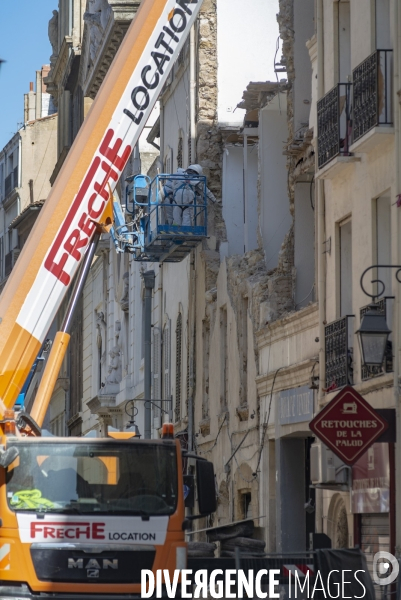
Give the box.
[143,270,155,439]
[190,25,196,162]
[18,135,22,192]
[315,0,325,536]
[392,0,401,551]
[187,252,196,452]
[160,100,165,167]
[69,0,73,37]
[243,132,248,253]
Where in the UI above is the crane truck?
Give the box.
[0,0,216,597]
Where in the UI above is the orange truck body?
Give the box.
[0,435,186,597]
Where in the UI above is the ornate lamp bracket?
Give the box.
[360,265,401,300]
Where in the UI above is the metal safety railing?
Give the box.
[325,315,354,390]
[122,173,208,263]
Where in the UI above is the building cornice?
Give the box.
[83,1,141,100]
[256,303,318,349]
[256,356,319,396]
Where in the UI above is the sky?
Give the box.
[0,0,57,150]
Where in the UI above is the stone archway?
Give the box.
[327,494,349,548]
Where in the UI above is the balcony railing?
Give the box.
[325,315,354,391]
[353,49,393,143]
[4,174,12,197]
[360,298,393,380]
[4,166,18,199]
[5,248,20,278]
[317,83,352,169]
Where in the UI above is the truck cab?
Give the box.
[0,435,213,599]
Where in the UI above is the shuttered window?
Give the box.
[164,321,171,413]
[175,314,182,422]
[153,329,161,429]
[177,137,183,169]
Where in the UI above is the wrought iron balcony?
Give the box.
[317,83,352,169]
[360,298,393,380]
[353,49,393,143]
[4,173,12,197]
[325,315,354,391]
[4,166,18,199]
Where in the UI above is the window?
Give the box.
[6,442,178,516]
[175,314,182,422]
[163,320,171,413]
[177,136,183,169]
[0,237,3,280]
[164,147,173,174]
[339,220,352,316]
[153,328,160,402]
[50,413,65,437]
[220,307,228,409]
[202,318,210,419]
[240,298,248,406]
[187,135,192,167]
[337,1,350,82]
[376,0,391,48]
[375,195,392,295]
[141,293,145,360]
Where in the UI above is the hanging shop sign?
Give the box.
[309,385,388,466]
[278,386,314,425]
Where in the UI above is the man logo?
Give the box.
[87,569,100,578]
[68,558,118,574]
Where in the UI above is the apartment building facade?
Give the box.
[0,68,57,292]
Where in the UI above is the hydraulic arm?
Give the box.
[0,0,203,412]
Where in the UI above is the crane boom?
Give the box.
[0,0,202,410]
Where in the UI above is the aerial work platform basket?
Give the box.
[120,173,208,263]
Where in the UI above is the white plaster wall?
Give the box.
[222,144,258,256]
[259,97,292,270]
[323,139,395,383]
[293,0,314,132]
[151,257,190,430]
[294,182,315,309]
[350,0,374,70]
[162,72,189,170]
[217,0,280,125]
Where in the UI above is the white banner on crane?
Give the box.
[16,0,202,343]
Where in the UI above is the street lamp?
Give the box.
[125,403,141,438]
[356,304,391,368]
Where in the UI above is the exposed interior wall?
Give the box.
[259,101,292,271]
[294,182,315,308]
[222,144,258,256]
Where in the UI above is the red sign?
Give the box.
[309,386,388,466]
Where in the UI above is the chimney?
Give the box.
[27,81,36,122]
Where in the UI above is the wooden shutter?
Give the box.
[164,321,171,417]
[175,314,182,422]
[153,329,161,429]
